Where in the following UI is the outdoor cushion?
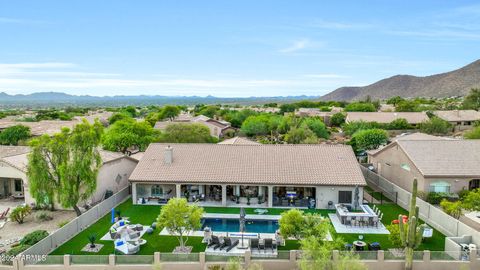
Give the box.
[116,241,124,246]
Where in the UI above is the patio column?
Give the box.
[235,185,240,196]
[221,185,227,206]
[268,185,273,207]
[315,187,322,209]
[131,183,137,204]
[258,186,264,196]
[176,184,181,198]
[199,185,205,194]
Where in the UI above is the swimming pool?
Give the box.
[201,218,279,233]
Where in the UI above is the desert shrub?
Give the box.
[57,220,69,228]
[20,230,49,246]
[5,244,31,257]
[10,205,32,224]
[36,211,53,222]
[386,223,404,247]
[426,192,456,205]
[440,199,462,219]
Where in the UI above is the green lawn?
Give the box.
[50,201,445,255]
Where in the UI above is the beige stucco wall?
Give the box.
[91,158,138,203]
[368,145,426,192]
[368,145,473,193]
[315,185,364,208]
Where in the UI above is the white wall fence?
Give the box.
[21,187,131,258]
[360,166,480,248]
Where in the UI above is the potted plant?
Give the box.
[184,190,190,202]
[88,234,97,248]
[115,210,122,221]
[235,195,240,204]
[246,194,251,205]
[258,195,263,204]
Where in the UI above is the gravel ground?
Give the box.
[0,207,76,250]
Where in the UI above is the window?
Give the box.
[338,191,352,204]
[151,185,163,196]
[429,181,451,193]
[400,164,411,171]
[14,179,23,193]
[469,179,480,190]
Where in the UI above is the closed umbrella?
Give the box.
[240,207,246,247]
[353,185,360,210]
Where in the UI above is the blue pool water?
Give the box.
[201,218,279,233]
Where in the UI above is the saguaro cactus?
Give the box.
[398,178,426,270]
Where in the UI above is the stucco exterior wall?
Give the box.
[368,145,426,192]
[315,185,363,208]
[91,157,138,203]
[368,145,473,193]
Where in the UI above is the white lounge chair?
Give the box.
[114,239,140,255]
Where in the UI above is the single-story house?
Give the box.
[367,133,480,194]
[433,110,480,131]
[294,108,333,125]
[154,114,235,138]
[345,112,429,127]
[129,143,366,209]
[0,146,138,208]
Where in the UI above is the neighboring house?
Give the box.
[129,143,366,209]
[367,133,480,194]
[345,112,429,127]
[218,136,260,145]
[0,112,114,136]
[154,114,235,138]
[294,108,332,125]
[0,146,138,208]
[433,110,480,131]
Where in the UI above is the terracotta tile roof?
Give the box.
[129,143,366,186]
[218,137,260,145]
[397,140,480,177]
[346,112,429,124]
[0,146,30,158]
[433,110,480,122]
[0,147,125,173]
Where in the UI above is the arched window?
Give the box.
[151,185,163,196]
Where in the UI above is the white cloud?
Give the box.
[278,39,312,53]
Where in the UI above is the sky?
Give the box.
[0,0,479,97]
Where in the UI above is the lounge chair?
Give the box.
[250,238,260,252]
[219,237,239,252]
[114,239,140,254]
[264,238,276,252]
[208,235,222,249]
[0,208,9,220]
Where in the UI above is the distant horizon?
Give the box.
[1,1,479,97]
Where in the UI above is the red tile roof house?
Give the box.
[0,146,139,209]
[129,143,366,209]
[367,133,480,194]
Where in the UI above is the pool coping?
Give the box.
[202,213,281,221]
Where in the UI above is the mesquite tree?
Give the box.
[399,178,426,270]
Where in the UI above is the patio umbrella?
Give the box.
[239,207,246,246]
[353,185,360,210]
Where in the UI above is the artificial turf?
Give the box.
[50,200,445,255]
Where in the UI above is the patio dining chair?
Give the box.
[372,216,379,228]
[345,216,352,226]
[362,216,369,227]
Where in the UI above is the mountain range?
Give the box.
[0,92,318,108]
[321,59,480,101]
